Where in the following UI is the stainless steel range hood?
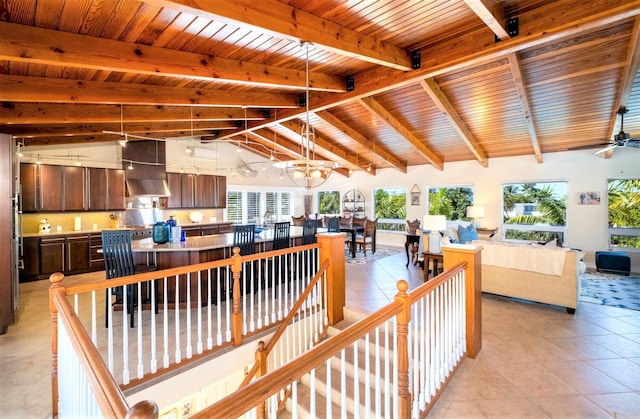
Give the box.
[122,140,172,197]
[125,178,171,197]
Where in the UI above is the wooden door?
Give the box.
[38,165,63,211]
[20,163,37,212]
[39,236,65,275]
[166,172,182,209]
[66,234,90,272]
[106,169,125,210]
[63,166,85,211]
[213,175,227,208]
[87,168,107,210]
[181,174,195,208]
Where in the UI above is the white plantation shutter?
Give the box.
[226,191,243,223]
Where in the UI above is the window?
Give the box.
[608,179,640,250]
[502,182,567,244]
[226,190,292,224]
[373,187,406,232]
[318,190,340,215]
[247,192,261,224]
[226,192,243,224]
[427,186,474,219]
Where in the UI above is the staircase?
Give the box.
[280,308,396,418]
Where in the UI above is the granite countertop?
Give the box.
[22,221,233,238]
[131,226,327,253]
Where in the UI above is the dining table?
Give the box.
[340,224,364,258]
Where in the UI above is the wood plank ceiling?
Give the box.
[2,0,640,176]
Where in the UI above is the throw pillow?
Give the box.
[457,224,478,244]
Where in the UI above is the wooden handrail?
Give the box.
[239,258,330,388]
[51,274,132,418]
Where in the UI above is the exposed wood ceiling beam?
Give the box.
[277,119,372,175]
[507,53,543,163]
[358,97,444,171]
[0,103,267,124]
[419,78,489,167]
[0,74,299,108]
[607,16,640,154]
[4,121,238,138]
[315,110,407,173]
[463,0,509,40]
[222,0,640,139]
[147,0,413,71]
[0,22,344,92]
[247,129,304,160]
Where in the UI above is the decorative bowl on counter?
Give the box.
[189,211,204,223]
[254,227,263,234]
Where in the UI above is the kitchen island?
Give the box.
[131,226,319,268]
[130,226,325,307]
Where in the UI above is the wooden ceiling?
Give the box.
[2,0,640,176]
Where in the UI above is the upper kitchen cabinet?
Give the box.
[87,168,125,211]
[20,163,64,212]
[63,166,85,211]
[166,173,226,209]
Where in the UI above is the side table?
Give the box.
[422,251,443,282]
[404,234,420,267]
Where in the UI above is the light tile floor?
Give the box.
[2,249,640,418]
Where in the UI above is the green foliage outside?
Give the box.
[428,187,473,220]
[608,179,640,249]
[374,188,406,231]
[318,191,341,215]
[502,182,566,243]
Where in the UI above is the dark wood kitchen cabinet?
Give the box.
[20,236,40,280]
[39,236,65,275]
[66,234,91,272]
[165,173,226,209]
[167,172,182,209]
[20,233,93,282]
[88,168,126,211]
[20,164,64,212]
[63,166,85,211]
[181,174,196,208]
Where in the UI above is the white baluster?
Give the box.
[174,275,181,363]
[150,279,157,374]
[163,277,170,368]
[122,285,129,385]
[137,283,143,379]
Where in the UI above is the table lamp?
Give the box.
[422,215,447,254]
[466,205,485,227]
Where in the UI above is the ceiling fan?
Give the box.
[592,107,640,155]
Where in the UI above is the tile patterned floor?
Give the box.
[2,249,640,418]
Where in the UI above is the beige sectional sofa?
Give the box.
[474,240,581,313]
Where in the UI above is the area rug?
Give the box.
[346,246,401,264]
[580,271,640,311]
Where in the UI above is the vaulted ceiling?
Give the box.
[2,0,640,177]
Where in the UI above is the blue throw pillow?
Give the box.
[457,224,478,244]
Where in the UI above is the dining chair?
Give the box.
[301,218,318,245]
[327,216,340,232]
[233,224,257,294]
[355,218,378,256]
[269,221,291,287]
[102,229,158,328]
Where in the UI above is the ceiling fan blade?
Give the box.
[625,140,640,149]
[593,144,617,155]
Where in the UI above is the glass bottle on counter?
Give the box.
[167,215,177,232]
[152,221,169,244]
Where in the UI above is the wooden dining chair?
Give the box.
[102,229,158,328]
[327,216,340,232]
[269,221,291,286]
[301,218,318,245]
[355,218,378,256]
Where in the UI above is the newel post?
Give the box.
[394,280,412,418]
[49,272,65,418]
[231,247,244,346]
[442,244,483,358]
[317,233,346,325]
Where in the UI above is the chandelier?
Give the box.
[274,42,338,189]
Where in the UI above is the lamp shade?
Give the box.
[466,205,485,218]
[422,214,447,232]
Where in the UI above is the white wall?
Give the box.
[318,149,640,272]
[22,140,640,271]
